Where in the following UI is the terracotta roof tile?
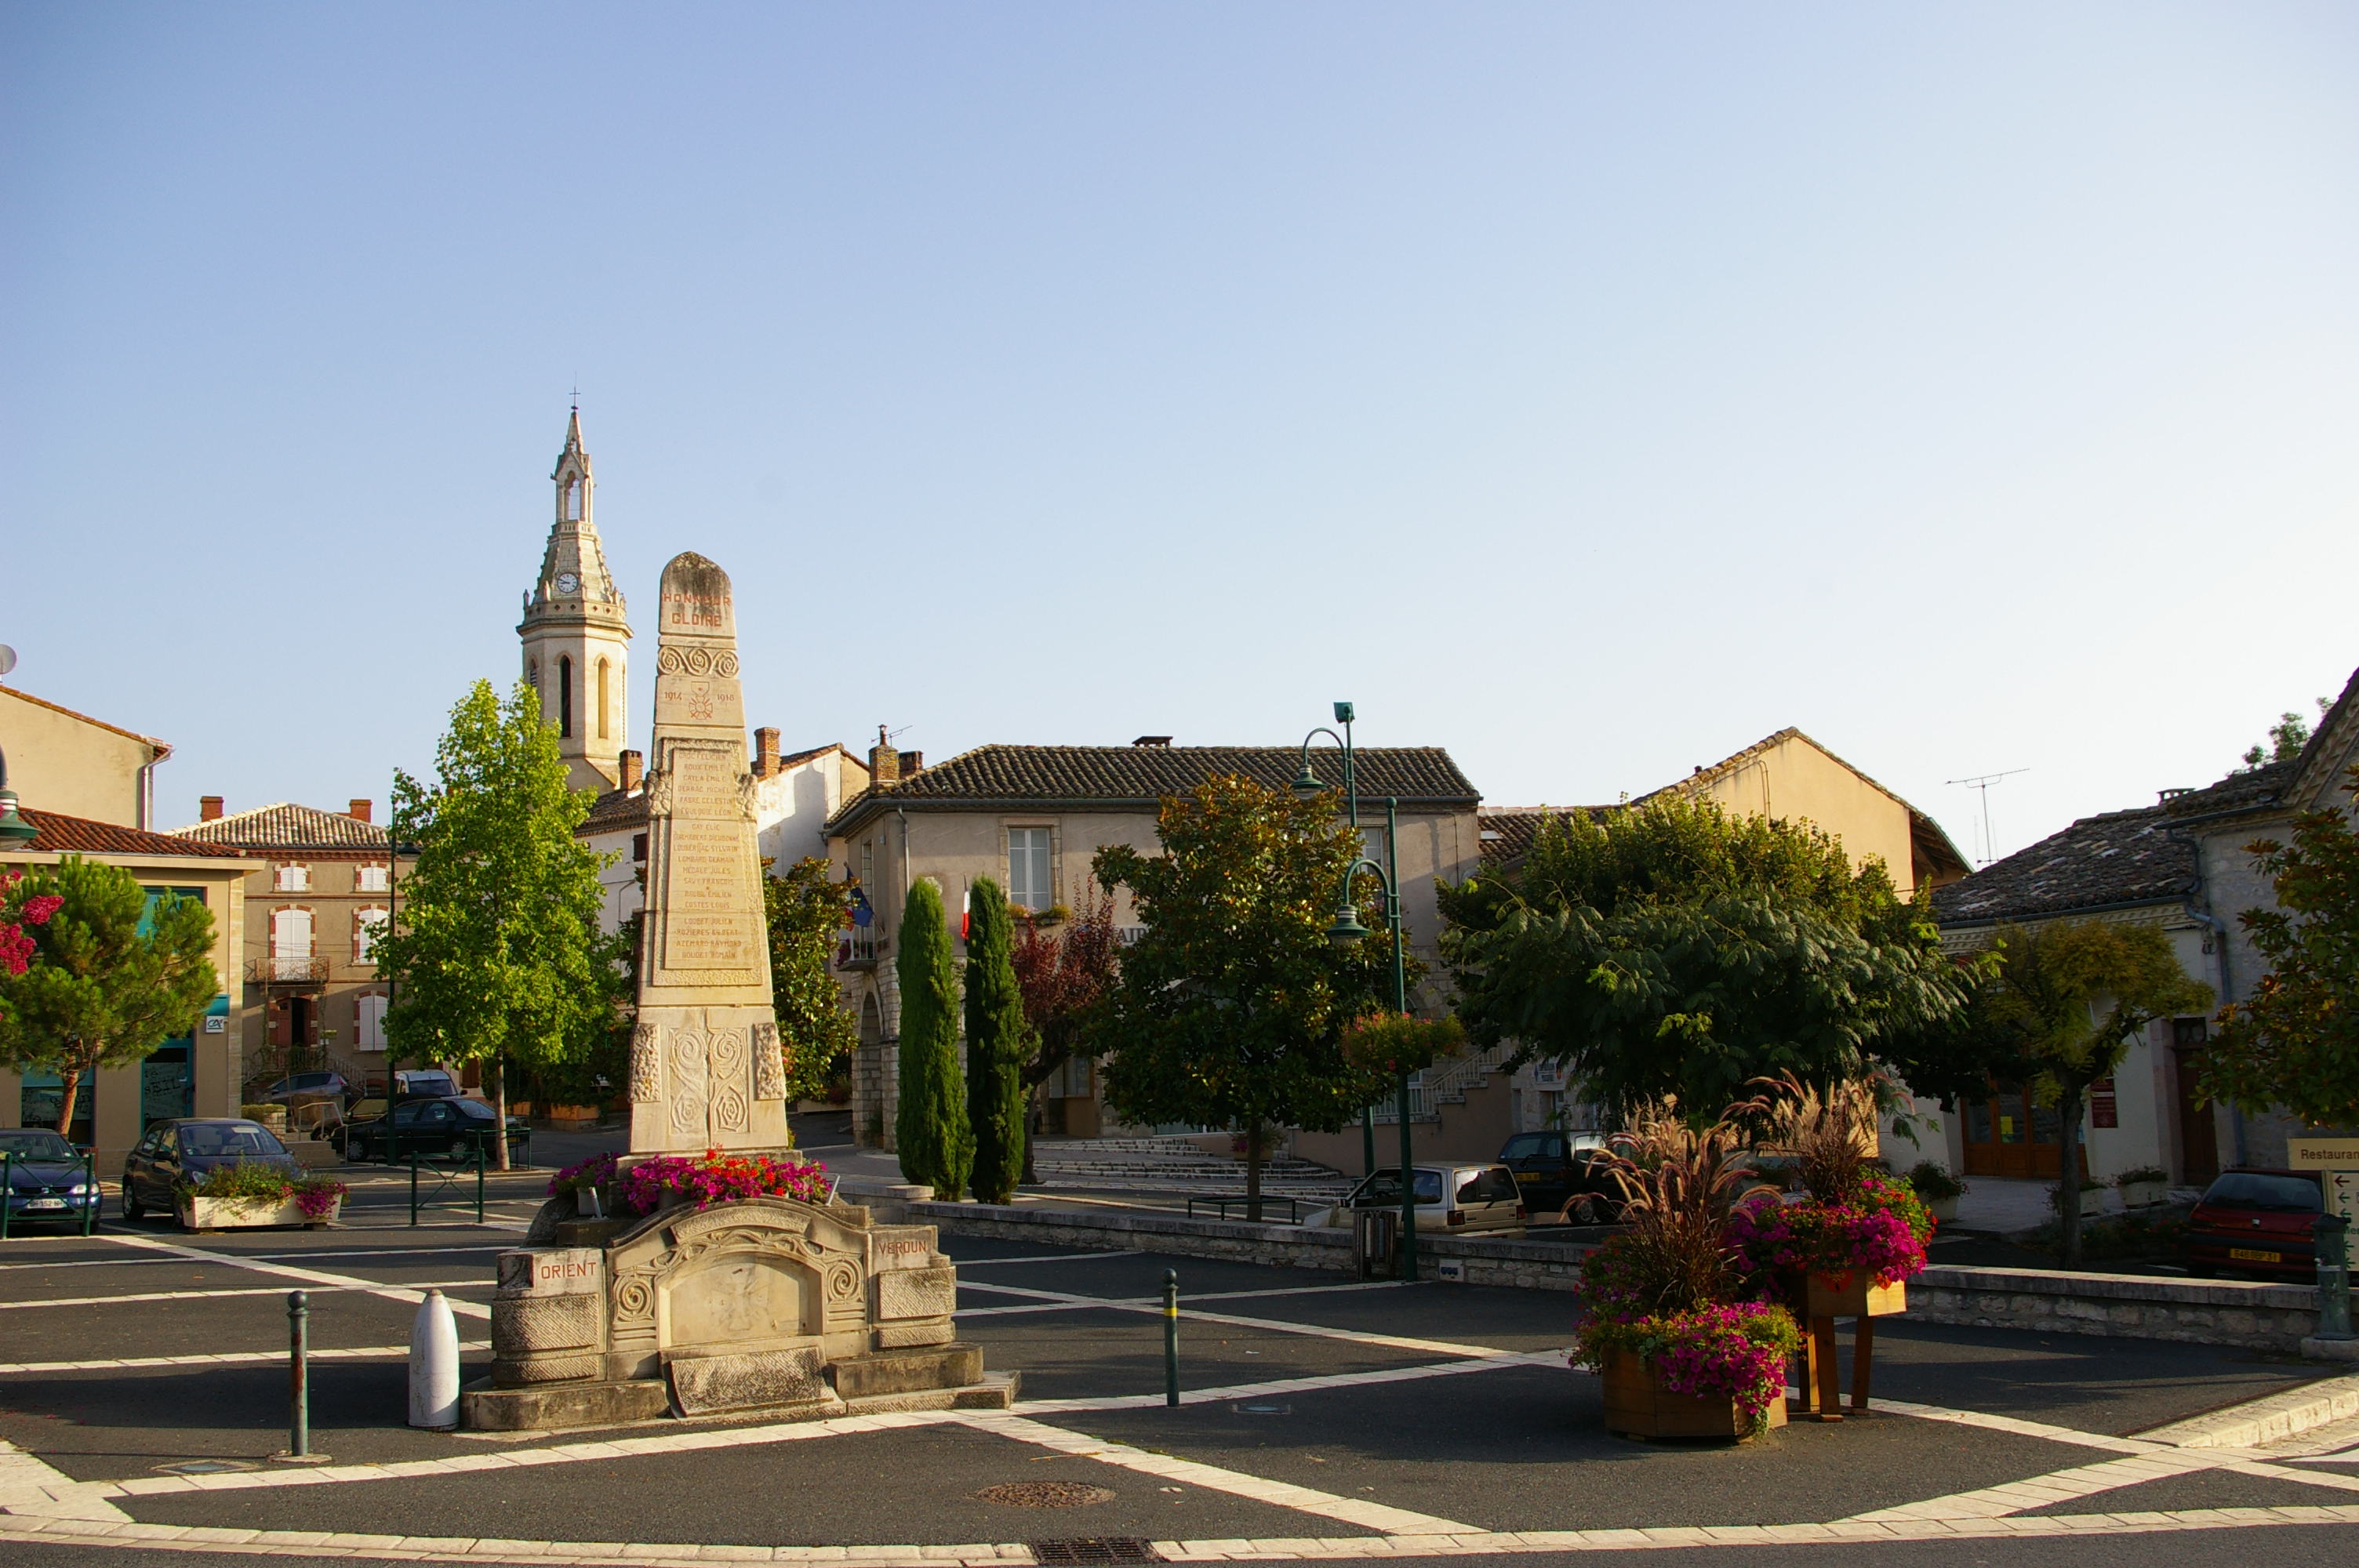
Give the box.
[1930,805,2196,927]
[1478,806,1621,865]
[173,803,389,851]
[581,786,649,835]
[16,809,245,858]
[831,745,1477,833]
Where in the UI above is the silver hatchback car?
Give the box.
[1312,1162,1528,1236]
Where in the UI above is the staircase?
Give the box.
[1029,1136,1351,1196]
[1371,1043,1514,1123]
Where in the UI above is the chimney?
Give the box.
[897,750,922,777]
[199,796,224,822]
[347,798,372,823]
[1132,735,1172,747]
[754,727,781,779]
[869,725,900,787]
[619,750,645,792]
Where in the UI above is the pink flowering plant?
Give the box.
[1576,1301,1800,1437]
[1725,1174,1932,1291]
[177,1163,347,1218]
[548,1148,833,1218]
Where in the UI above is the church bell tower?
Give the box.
[518,407,633,791]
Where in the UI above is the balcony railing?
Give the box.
[835,931,885,971]
[248,956,329,986]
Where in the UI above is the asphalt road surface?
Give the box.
[2,1181,2356,1568]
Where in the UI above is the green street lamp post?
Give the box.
[1296,704,1418,1283]
[0,743,40,848]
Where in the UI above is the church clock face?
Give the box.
[555,572,580,595]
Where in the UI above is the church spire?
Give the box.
[520,406,633,791]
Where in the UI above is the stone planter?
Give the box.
[178,1194,341,1232]
[1799,1272,1907,1319]
[1925,1195,1959,1225]
[2118,1180,2167,1210]
[1599,1349,1786,1441]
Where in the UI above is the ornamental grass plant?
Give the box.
[1725,1073,1933,1293]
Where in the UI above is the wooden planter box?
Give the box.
[1799,1272,1907,1319]
[1601,1349,1787,1441]
[178,1194,342,1232]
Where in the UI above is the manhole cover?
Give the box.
[152,1460,258,1476]
[979,1482,1117,1508]
[1031,1540,1162,1565]
[1233,1403,1291,1416]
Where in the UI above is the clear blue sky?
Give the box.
[5,4,2354,865]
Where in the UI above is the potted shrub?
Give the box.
[2114,1166,2168,1210]
[1904,1160,1965,1225]
[1572,1099,1797,1442]
[177,1163,347,1232]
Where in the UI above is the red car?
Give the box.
[2179,1168,2323,1281]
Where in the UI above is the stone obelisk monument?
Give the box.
[628,552,791,1155]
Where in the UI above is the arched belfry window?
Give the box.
[564,477,583,521]
[526,658,539,690]
[558,655,574,739]
[596,658,611,741]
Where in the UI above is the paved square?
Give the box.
[5,1193,2359,1566]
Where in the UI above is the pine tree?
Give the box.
[894,877,971,1198]
[963,877,1033,1204]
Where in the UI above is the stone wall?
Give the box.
[1908,1265,2323,1354]
[870,1194,2333,1354]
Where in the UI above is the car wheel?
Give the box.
[121,1181,144,1221]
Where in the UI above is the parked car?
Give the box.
[2179,1168,2324,1281]
[1,1128,101,1229]
[340,1095,529,1163]
[1496,1130,1621,1221]
[1311,1162,1527,1236]
[121,1119,303,1221]
[392,1069,461,1100]
[260,1071,352,1108]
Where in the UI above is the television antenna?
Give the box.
[1946,768,2028,867]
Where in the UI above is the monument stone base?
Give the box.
[462,1191,1012,1433]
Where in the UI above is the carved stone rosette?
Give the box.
[628,1022,663,1104]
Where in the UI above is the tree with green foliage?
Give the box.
[2241,697,2331,771]
[894,877,971,1197]
[765,858,860,1105]
[963,877,1034,1203]
[2201,766,2359,1132]
[0,857,217,1140]
[1966,918,2211,1267]
[377,680,628,1168]
[1440,797,1976,1118]
[1092,774,1394,1219]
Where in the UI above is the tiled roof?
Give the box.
[173,803,388,851]
[14,809,245,859]
[581,786,648,835]
[1478,806,1620,865]
[831,745,1478,832]
[1930,805,2196,927]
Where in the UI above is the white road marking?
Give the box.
[0,1280,489,1311]
[954,1279,1518,1359]
[94,1233,493,1319]
[954,1410,1481,1535]
[949,1250,1142,1266]
[0,1439,130,1523]
[0,1243,511,1272]
[0,1342,491,1375]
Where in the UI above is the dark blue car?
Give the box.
[1,1128,100,1229]
[120,1119,303,1220]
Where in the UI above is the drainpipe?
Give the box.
[137,745,170,831]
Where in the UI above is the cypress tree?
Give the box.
[893,878,971,1199]
[963,878,1034,1204]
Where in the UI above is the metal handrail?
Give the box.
[0,1150,100,1240]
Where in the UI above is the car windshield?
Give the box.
[450,1099,496,1120]
[180,1124,287,1159]
[1358,1170,1446,1204]
[0,1131,77,1161]
[1500,1134,1550,1159]
[2203,1172,2321,1212]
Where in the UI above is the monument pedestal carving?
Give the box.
[462,552,1006,1432]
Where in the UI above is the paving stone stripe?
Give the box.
[953,1412,1481,1535]
[0,1279,489,1311]
[954,1280,1521,1360]
[98,1233,495,1319]
[0,1342,492,1376]
[0,1243,511,1272]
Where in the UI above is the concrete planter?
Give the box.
[1925,1195,1960,1225]
[2119,1180,2167,1210]
[177,1194,341,1232]
[1600,1349,1786,1441]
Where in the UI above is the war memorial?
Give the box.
[461,552,1011,1432]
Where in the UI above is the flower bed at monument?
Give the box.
[550,1149,831,1217]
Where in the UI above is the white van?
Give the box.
[1307,1162,1527,1236]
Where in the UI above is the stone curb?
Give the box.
[2138,1370,2359,1449]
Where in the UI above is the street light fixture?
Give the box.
[1299,701,1419,1283]
[0,744,39,848]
